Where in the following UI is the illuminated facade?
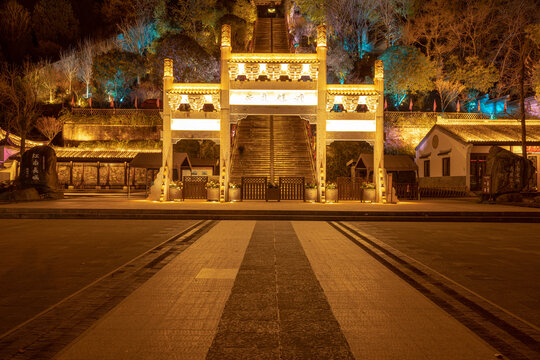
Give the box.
[161,25,385,202]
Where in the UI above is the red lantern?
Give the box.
[409,98,413,111]
[457,100,460,112]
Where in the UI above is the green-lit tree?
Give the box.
[92,50,145,102]
[379,45,436,107]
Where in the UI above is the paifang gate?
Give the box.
[159,24,385,203]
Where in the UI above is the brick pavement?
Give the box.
[55,221,255,360]
[49,220,516,359]
[292,221,498,360]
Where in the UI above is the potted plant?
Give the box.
[305,182,318,202]
[206,180,220,201]
[229,183,241,202]
[362,182,376,203]
[169,181,183,201]
[267,182,280,201]
[326,183,338,203]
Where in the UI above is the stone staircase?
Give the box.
[229,10,314,184]
[273,116,315,182]
[230,116,271,182]
[253,18,289,53]
[253,18,271,53]
[230,116,315,184]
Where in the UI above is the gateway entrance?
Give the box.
[160,11,385,203]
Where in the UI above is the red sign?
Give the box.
[527,146,540,153]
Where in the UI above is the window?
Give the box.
[442,157,450,176]
[423,160,430,177]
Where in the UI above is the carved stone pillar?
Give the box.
[374,59,385,203]
[220,25,231,202]
[316,25,327,202]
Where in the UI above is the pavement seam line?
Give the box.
[329,221,540,359]
[0,219,210,341]
[342,221,540,334]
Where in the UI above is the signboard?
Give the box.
[20,146,58,193]
[526,146,540,153]
[229,90,317,106]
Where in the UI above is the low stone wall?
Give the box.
[63,123,161,142]
[57,162,150,189]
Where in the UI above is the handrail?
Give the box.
[303,119,317,182]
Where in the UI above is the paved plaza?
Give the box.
[1,215,539,359]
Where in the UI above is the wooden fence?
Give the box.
[241,177,267,200]
[279,177,305,201]
[419,187,469,198]
[183,176,208,199]
[394,183,419,200]
[337,177,363,200]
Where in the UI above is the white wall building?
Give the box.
[415,119,540,191]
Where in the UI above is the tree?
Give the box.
[0,63,41,156]
[32,0,79,49]
[36,116,63,143]
[449,56,499,97]
[0,0,32,64]
[93,50,145,101]
[379,45,436,106]
[326,141,373,182]
[231,0,257,24]
[117,19,158,57]
[170,0,222,50]
[101,0,137,32]
[59,48,79,96]
[327,44,354,84]
[151,33,219,85]
[494,0,539,158]
[434,76,465,112]
[40,61,63,103]
[326,0,380,58]
[403,0,455,63]
[78,39,96,99]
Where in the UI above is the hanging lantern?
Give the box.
[457,100,460,112]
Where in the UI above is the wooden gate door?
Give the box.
[241,177,267,200]
[337,177,363,200]
[183,176,208,199]
[279,177,305,200]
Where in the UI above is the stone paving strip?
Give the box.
[332,221,540,360]
[292,221,500,360]
[0,219,216,360]
[54,221,255,360]
[206,221,354,359]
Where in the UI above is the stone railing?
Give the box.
[228,53,319,81]
[72,108,160,116]
[167,83,221,112]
